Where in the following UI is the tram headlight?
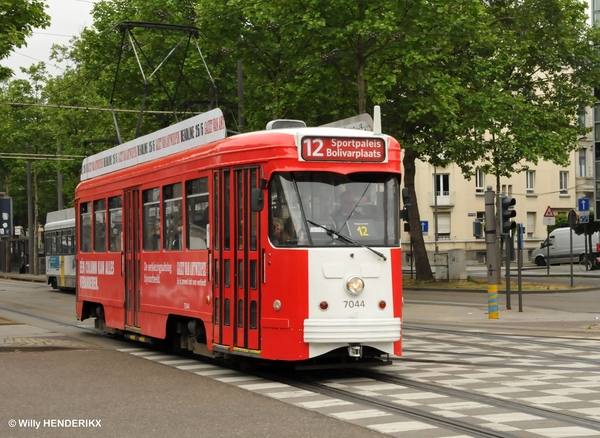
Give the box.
[273,300,282,311]
[346,276,364,296]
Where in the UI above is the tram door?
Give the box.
[124,188,141,328]
[213,168,261,351]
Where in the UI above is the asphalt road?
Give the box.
[0,279,386,438]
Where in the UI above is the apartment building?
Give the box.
[398,2,599,265]
[401,119,595,265]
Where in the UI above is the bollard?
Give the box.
[487,284,499,319]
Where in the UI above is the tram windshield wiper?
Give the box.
[306,220,387,261]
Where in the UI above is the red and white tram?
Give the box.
[75,107,403,367]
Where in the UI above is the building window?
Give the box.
[437,213,450,239]
[434,174,449,196]
[559,171,568,195]
[526,171,535,195]
[579,148,587,178]
[474,211,485,239]
[527,212,535,238]
[500,184,512,196]
[475,169,485,194]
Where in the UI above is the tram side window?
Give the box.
[143,188,161,251]
[94,199,106,252]
[163,183,183,251]
[108,196,122,252]
[60,230,69,254]
[186,177,208,250]
[45,231,55,255]
[80,202,92,253]
[66,228,75,254]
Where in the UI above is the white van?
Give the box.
[530,227,600,266]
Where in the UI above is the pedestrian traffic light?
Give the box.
[499,195,516,235]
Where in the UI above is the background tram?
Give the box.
[44,208,77,291]
[75,108,403,367]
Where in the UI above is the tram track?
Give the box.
[2,285,599,437]
[356,369,600,432]
[245,368,515,438]
[398,354,600,372]
[243,364,600,438]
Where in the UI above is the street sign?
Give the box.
[0,197,12,238]
[578,197,590,212]
[543,205,555,226]
[580,215,590,224]
[420,220,428,234]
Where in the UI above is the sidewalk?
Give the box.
[403,290,600,331]
[0,271,47,284]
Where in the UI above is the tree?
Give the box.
[385,0,600,280]
[116,1,600,283]
[6,0,600,284]
[0,0,50,80]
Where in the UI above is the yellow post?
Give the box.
[487,284,499,319]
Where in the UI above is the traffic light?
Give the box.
[498,195,516,235]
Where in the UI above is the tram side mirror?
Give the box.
[251,189,264,212]
[251,179,267,212]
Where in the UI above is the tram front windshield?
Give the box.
[268,172,400,247]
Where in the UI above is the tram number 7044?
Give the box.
[344,300,366,308]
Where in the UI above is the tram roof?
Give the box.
[45,207,75,231]
[79,108,397,183]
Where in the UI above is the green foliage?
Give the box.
[0,0,50,80]
[1,0,600,285]
[550,213,569,232]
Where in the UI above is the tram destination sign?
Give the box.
[80,108,226,181]
[300,136,386,162]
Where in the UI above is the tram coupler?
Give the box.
[347,344,362,358]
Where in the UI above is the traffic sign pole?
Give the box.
[543,206,554,274]
[547,226,550,275]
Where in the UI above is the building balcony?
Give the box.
[427,191,455,208]
[575,176,593,193]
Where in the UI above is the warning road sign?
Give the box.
[543,206,555,226]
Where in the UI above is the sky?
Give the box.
[4,0,96,79]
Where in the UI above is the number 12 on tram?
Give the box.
[75,108,403,367]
